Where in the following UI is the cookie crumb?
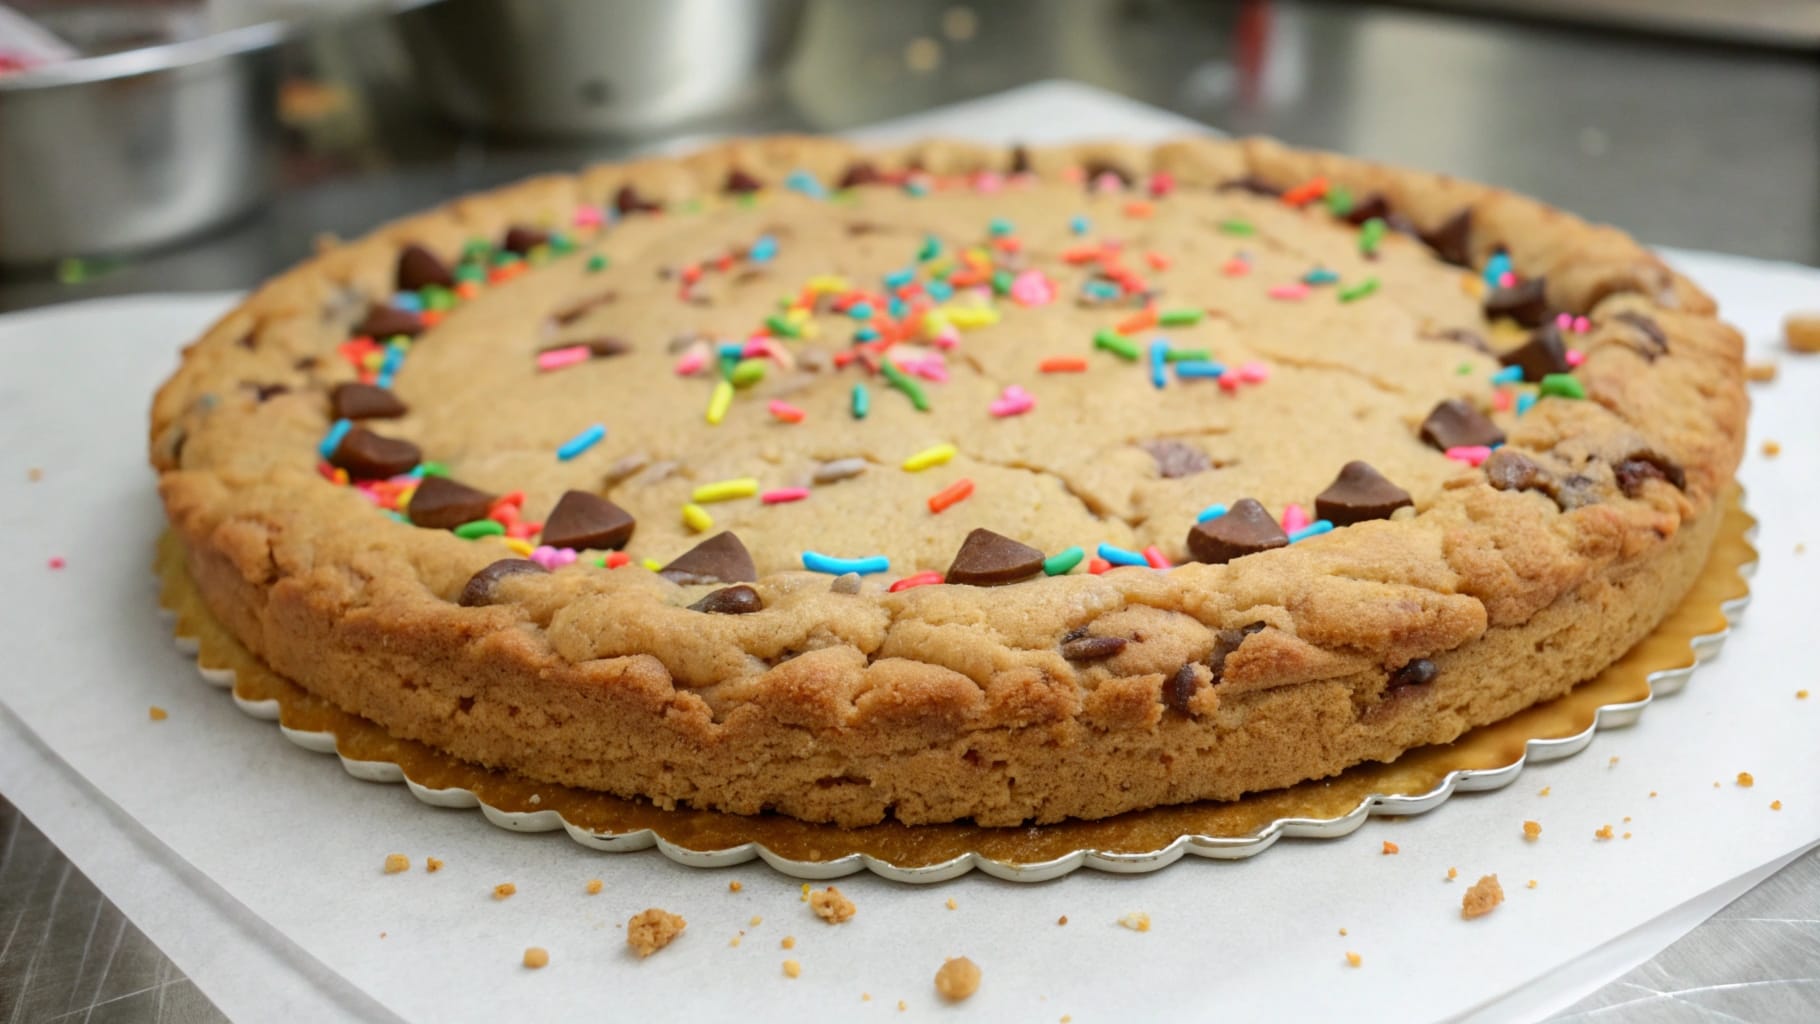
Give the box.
[1650,791,1658,798]
[1057,915,1068,926]
[1522,820,1541,842]
[730,935,741,948]
[384,853,410,874]
[1595,824,1614,840]
[1762,440,1782,458]
[729,880,743,893]
[904,36,943,74]
[934,957,981,1001]
[1799,690,1810,700]
[783,959,801,979]
[379,932,386,939]
[1608,756,1619,767]
[941,5,979,42]
[627,908,686,958]
[750,915,763,926]
[1737,771,1755,787]
[1461,875,1505,919]
[862,993,871,1002]
[425,857,443,873]
[585,879,602,894]
[1345,951,1362,968]
[1746,360,1779,382]
[1446,867,1458,881]
[781,935,795,950]
[27,467,42,482]
[148,706,168,722]
[1381,841,1399,855]
[1623,832,1633,839]
[1623,816,1632,823]
[799,882,811,902]
[493,882,516,899]
[1785,311,1820,352]
[898,1000,907,1012]
[1527,879,1538,889]
[1118,912,1151,932]
[945,897,957,910]
[1537,786,1550,797]
[810,886,856,924]
[522,946,549,969]
[1338,927,1348,936]
[1771,800,1783,811]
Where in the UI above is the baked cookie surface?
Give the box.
[151,137,1746,826]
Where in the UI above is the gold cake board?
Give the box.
[154,494,1754,883]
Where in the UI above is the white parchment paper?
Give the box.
[1,84,1817,1024]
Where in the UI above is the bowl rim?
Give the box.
[0,19,289,92]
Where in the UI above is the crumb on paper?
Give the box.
[799,883,811,902]
[934,957,981,1001]
[1763,440,1782,457]
[493,882,516,900]
[384,853,410,874]
[1338,927,1348,936]
[1537,786,1550,797]
[862,993,871,1002]
[379,932,386,939]
[1595,824,1615,840]
[1650,790,1659,798]
[522,946,549,969]
[1057,915,1068,926]
[1608,756,1620,767]
[1799,690,1810,700]
[627,908,686,958]
[811,886,856,924]
[1447,867,1458,881]
[1737,771,1755,787]
[27,467,42,482]
[1623,832,1633,839]
[148,706,168,722]
[1118,912,1151,932]
[1527,879,1538,889]
[1345,951,1362,968]
[898,1000,907,1012]
[425,857,443,873]
[1772,800,1783,811]
[942,5,979,42]
[783,959,801,979]
[47,557,64,570]
[1623,816,1632,823]
[1461,875,1505,919]
[1784,311,1820,352]
[750,915,763,926]
[1746,360,1779,382]
[585,879,602,895]
[729,880,742,892]
[730,935,741,948]
[1523,820,1542,841]
[945,897,957,910]
[1381,840,1399,855]
[781,935,796,950]
[905,37,943,73]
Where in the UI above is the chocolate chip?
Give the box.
[1484,275,1550,327]
[1207,622,1267,683]
[1554,473,1602,511]
[540,490,635,551]
[250,383,288,402]
[1162,663,1199,714]
[1187,498,1289,565]
[1218,176,1281,198]
[554,292,618,326]
[1060,635,1127,661]
[838,162,884,189]
[502,225,550,255]
[659,532,757,585]
[457,559,546,607]
[945,528,1046,586]
[1082,159,1131,187]
[1421,208,1473,267]
[723,168,762,194]
[1423,327,1493,354]
[407,475,495,530]
[688,584,762,614]
[1009,144,1032,174]
[294,356,319,371]
[1388,658,1438,688]
[1614,450,1686,497]
[236,331,257,350]
[1419,399,1506,451]
[1315,461,1414,526]
[330,382,407,420]
[574,337,630,358]
[396,244,455,291]
[1484,448,1548,493]
[1500,324,1571,381]
[1138,439,1212,479]
[1612,311,1668,360]
[329,427,421,479]
[354,304,424,339]
[613,185,661,215]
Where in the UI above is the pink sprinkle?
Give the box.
[1268,283,1310,301]
[47,557,65,570]
[1555,312,1574,330]
[530,545,579,569]
[1009,269,1055,307]
[1281,504,1310,533]
[1147,171,1175,198]
[905,359,949,383]
[1566,348,1586,367]
[742,338,769,358]
[537,345,590,372]
[1498,271,1517,289]
[1092,172,1125,193]
[1060,167,1085,184]
[932,324,962,350]
[1222,257,1251,277]
[1493,389,1514,411]
[1446,445,1493,467]
[758,338,795,370]
[674,348,707,376]
[572,205,604,228]
[973,171,1005,194]
[1573,315,1591,333]
[1218,373,1242,393]
[989,396,1034,418]
[1237,361,1270,383]
[762,488,810,505]
[1142,545,1173,570]
[768,400,805,423]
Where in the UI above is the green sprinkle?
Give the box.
[1165,348,1212,363]
[1359,217,1386,255]
[491,250,522,268]
[549,233,575,254]
[417,461,449,477]
[729,359,766,387]
[918,235,941,261]
[1338,278,1380,303]
[680,199,702,214]
[991,269,1015,296]
[454,520,505,539]
[851,384,870,420]
[461,239,491,260]
[1539,373,1586,400]
[1324,185,1354,217]
[593,554,608,568]
[586,254,608,273]
[422,285,455,312]
[454,263,486,284]
[880,360,930,411]
[1093,329,1140,361]
[1219,219,1255,236]
[736,193,759,208]
[1456,362,1474,375]
[1043,546,1086,576]
[764,313,799,338]
[1159,308,1203,327]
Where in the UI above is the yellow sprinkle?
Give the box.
[944,306,1000,329]
[693,477,759,503]
[902,443,957,472]
[808,275,849,293]
[785,307,812,325]
[706,380,734,425]
[920,310,950,339]
[641,558,661,572]
[682,503,714,533]
[925,257,954,278]
[502,538,535,556]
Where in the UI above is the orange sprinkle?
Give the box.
[454,281,481,300]
[1122,200,1155,219]
[1061,246,1101,265]
[1040,356,1089,373]
[1145,251,1171,271]
[1281,176,1329,206]
[1116,308,1158,335]
[928,478,975,514]
[418,309,444,328]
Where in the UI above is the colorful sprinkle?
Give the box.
[537,345,591,372]
[705,380,734,424]
[989,385,1035,417]
[1196,503,1228,523]
[1539,373,1586,400]
[1042,546,1085,576]
[1096,543,1147,568]
[1288,520,1335,543]
[318,419,352,459]
[851,384,870,420]
[1268,283,1310,301]
[1158,308,1203,327]
[1148,340,1169,390]
[692,477,759,503]
[1446,445,1493,466]
[1069,215,1090,236]
[1141,545,1172,570]
[556,423,605,461]
[1566,348,1586,368]
[928,478,974,514]
[1175,360,1225,380]
[768,399,806,423]
[729,359,766,387]
[682,503,713,533]
[1087,557,1112,575]
[889,571,944,592]
[1281,504,1310,534]
[1484,252,1513,288]
[1093,329,1140,361]
[1303,267,1340,286]
[802,551,889,575]
[454,519,505,539]
[1338,278,1380,303]
[1490,365,1524,385]
[1516,392,1538,416]
[1281,176,1328,206]
[902,443,957,472]
[1219,219,1255,236]
[762,487,810,504]
[1359,218,1386,255]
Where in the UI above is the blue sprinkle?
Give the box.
[884,267,915,289]
[903,179,930,197]
[1069,215,1090,236]
[1289,520,1335,543]
[1303,267,1340,286]
[785,170,825,199]
[854,326,879,342]
[748,234,779,263]
[888,298,908,319]
[391,292,424,313]
[848,302,874,320]
[557,423,606,461]
[988,217,1014,237]
[802,551,889,575]
[386,511,410,523]
[380,346,405,375]
[1490,365,1524,385]
[926,281,954,301]
[1195,503,1228,523]
[1484,251,1512,287]
[1174,360,1227,380]
[1516,392,1538,416]
[1149,339,1168,390]
[318,419,352,459]
[718,343,745,360]
[1096,543,1147,568]
[375,370,395,389]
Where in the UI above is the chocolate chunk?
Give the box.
[540,490,636,551]
[1139,439,1211,479]
[1612,311,1668,360]
[1207,622,1267,684]
[1419,399,1505,451]
[236,331,257,350]
[457,559,546,607]
[574,337,630,359]
[1388,658,1438,688]
[1082,159,1131,187]
[659,532,757,585]
[354,304,425,339]
[1186,498,1289,565]
[250,383,288,402]
[331,382,408,420]
[723,168,762,194]
[1484,448,1547,493]
[554,292,617,325]
[1423,327,1493,354]
[1484,275,1550,327]
[613,185,661,215]
[329,427,421,479]
[1500,324,1571,381]
[1162,663,1200,714]
[1343,193,1392,226]
[1553,473,1602,511]
[1421,208,1473,267]
[396,244,455,291]
[838,162,884,189]
[1060,635,1127,661]
[1217,176,1281,198]
[1614,450,1686,497]
[945,528,1046,586]
[688,584,763,614]
[1009,144,1032,174]
[1315,461,1413,526]
[502,225,550,255]
[407,475,496,530]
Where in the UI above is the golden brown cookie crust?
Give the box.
[151,136,1747,827]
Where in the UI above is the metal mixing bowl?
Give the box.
[0,18,283,268]
[395,0,807,139]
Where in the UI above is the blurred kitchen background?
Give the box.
[0,0,1816,313]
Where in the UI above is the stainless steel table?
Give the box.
[2,2,1816,1020]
